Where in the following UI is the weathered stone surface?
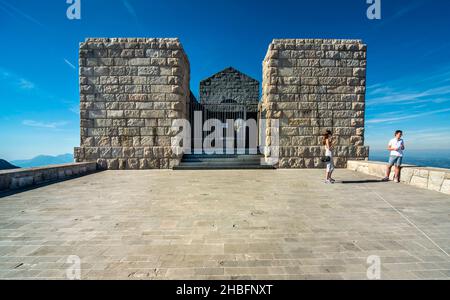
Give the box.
[1,169,450,279]
[428,171,445,192]
[348,160,450,195]
[400,167,414,184]
[74,38,190,169]
[200,67,259,112]
[75,38,370,169]
[441,180,450,195]
[261,39,368,168]
[411,175,429,189]
[0,162,97,192]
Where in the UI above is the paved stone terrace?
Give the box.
[0,169,449,280]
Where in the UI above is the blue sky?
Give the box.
[0,0,450,160]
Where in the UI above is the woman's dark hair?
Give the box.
[322,130,332,145]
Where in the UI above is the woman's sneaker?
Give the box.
[324,179,334,184]
[381,177,390,182]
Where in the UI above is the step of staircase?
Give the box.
[173,154,275,170]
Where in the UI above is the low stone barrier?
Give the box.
[347,160,450,195]
[0,162,98,192]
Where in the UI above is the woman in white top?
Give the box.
[323,130,335,184]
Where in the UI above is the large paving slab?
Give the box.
[0,169,449,280]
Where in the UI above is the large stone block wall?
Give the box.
[74,38,190,169]
[261,39,369,168]
[200,67,259,111]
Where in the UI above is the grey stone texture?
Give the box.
[200,67,259,112]
[348,160,450,195]
[1,169,449,279]
[74,38,370,169]
[261,39,369,168]
[0,162,97,192]
[74,38,190,169]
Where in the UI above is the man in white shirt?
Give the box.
[382,130,405,183]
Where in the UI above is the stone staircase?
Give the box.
[173,154,275,170]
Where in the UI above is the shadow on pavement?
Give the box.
[340,180,383,184]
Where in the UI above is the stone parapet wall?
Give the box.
[347,160,450,195]
[0,162,97,192]
[74,38,190,169]
[262,39,369,168]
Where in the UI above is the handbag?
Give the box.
[321,156,331,163]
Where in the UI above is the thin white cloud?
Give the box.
[367,86,393,96]
[69,105,79,115]
[400,129,450,149]
[368,65,450,95]
[1,66,36,90]
[0,70,10,79]
[367,108,450,124]
[368,87,450,105]
[367,65,450,106]
[64,58,76,70]
[122,0,142,30]
[376,0,426,28]
[18,78,35,90]
[1,66,79,115]
[22,120,69,129]
[0,3,13,18]
[423,41,450,58]
[0,0,44,27]
[122,0,137,19]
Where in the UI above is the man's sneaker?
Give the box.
[330,178,336,183]
[324,179,334,184]
[381,177,390,182]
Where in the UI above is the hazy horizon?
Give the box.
[2,148,450,163]
[1,0,450,160]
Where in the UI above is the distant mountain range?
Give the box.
[10,154,74,169]
[0,159,19,170]
[2,151,449,170]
